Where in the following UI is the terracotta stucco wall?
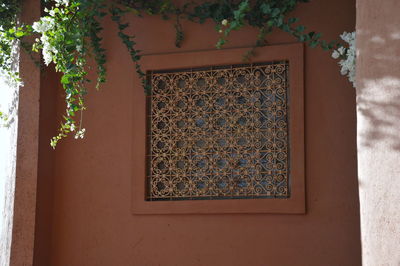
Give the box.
[8,0,40,265]
[356,1,400,265]
[35,1,361,265]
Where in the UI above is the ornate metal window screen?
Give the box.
[146,61,290,201]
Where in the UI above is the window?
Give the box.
[147,62,290,201]
[132,44,305,214]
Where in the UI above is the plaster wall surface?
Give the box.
[35,0,361,265]
[356,1,400,265]
[1,1,39,264]
[0,50,19,266]
[8,0,41,265]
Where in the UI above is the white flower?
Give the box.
[40,34,48,43]
[340,66,348,75]
[41,17,55,29]
[333,31,356,88]
[32,21,42,33]
[42,50,52,65]
[49,9,56,17]
[32,17,55,33]
[347,54,355,63]
[38,34,58,65]
[337,46,346,55]
[331,50,340,59]
[75,128,86,139]
[340,32,349,41]
[70,123,75,131]
[221,19,228,26]
[55,0,69,6]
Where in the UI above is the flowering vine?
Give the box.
[0,0,354,147]
[31,0,108,146]
[332,31,356,88]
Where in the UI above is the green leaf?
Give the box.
[271,8,280,18]
[61,75,70,84]
[309,41,318,48]
[296,25,305,32]
[260,3,271,14]
[313,32,322,40]
[282,24,290,32]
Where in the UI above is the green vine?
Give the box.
[110,5,149,94]
[32,0,110,147]
[0,0,346,147]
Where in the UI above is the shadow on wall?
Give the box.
[356,27,400,151]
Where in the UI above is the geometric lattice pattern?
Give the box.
[146,61,290,200]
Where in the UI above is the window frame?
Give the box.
[131,43,305,214]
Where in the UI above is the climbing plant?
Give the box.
[0,0,353,147]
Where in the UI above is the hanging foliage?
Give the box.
[0,0,351,147]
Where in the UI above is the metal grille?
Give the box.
[146,61,290,201]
